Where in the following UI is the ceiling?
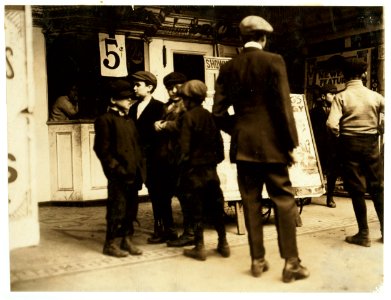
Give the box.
[31,5,384,47]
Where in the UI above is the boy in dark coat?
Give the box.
[94,79,145,257]
[177,80,230,261]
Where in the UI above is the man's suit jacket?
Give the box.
[213,47,299,164]
[129,98,165,160]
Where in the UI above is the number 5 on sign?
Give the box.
[99,33,127,77]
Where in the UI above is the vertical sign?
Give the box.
[6,5,40,249]
[99,33,128,77]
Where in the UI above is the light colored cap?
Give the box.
[239,15,273,35]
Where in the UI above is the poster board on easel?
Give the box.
[203,56,325,201]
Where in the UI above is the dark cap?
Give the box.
[321,84,337,94]
[163,72,187,88]
[109,79,132,100]
[342,58,368,78]
[239,15,273,35]
[177,80,207,101]
[131,71,157,88]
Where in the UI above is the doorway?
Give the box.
[173,53,205,82]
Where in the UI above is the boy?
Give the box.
[94,79,145,257]
[177,80,230,261]
[128,71,178,244]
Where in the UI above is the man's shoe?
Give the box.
[183,246,207,261]
[282,257,310,283]
[326,197,336,208]
[217,239,230,258]
[103,243,129,258]
[345,232,371,247]
[251,258,269,277]
[167,234,195,247]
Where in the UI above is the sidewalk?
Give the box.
[9,196,385,293]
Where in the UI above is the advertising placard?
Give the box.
[99,33,128,77]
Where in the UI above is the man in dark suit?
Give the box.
[213,15,309,283]
[129,71,178,244]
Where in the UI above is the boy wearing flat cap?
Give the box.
[327,58,384,246]
[176,79,230,261]
[128,71,177,244]
[153,72,197,247]
[213,15,309,282]
[310,84,339,208]
[94,79,145,258]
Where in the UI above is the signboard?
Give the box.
[6,5,40,249]
[305,48,372,106]
[204,56,325,200]
[99,33,128,77]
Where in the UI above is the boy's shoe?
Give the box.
[183,245,207,261]
[345,232,371,247]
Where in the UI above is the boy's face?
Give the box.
[325,92,334,105]
[113,98,132,113]
[133,81,153,98]
[166,83,183,102]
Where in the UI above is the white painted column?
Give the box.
[6,6,40,250]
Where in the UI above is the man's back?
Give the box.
[214,47,298,164]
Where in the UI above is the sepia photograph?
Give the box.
[1,1,387,298]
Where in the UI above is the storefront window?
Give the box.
[46,35,145,121]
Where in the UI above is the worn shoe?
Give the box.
[345,232,371,247]
[326,197,336,208]
[167,233,195,247]
[183,246,207,261]
[121,237,143,255]
[103,243,129,258]
[251,258,269,277]
[217,239,231,258]
[148,231,178,244]
[282,257,310,283]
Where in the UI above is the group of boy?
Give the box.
[93,70,230,262]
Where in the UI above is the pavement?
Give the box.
[5,195,387,296]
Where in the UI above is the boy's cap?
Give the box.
[110,79,132,100]
[163,72,187,88]
[239,15,273,35]
[322,84,337,94]
[178,80,207,101]
[131,71,157,87]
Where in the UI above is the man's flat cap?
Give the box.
[110,79,132,100]
[163,72,187,88]
[131,71,157,87]
[177,80,207,101]
[239,15,273,35]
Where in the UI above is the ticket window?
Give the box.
[45,35,146,121]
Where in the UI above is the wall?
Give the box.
[32,26,51,203]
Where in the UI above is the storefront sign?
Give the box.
[204,56,231,73]
[99,33,127,77]
[305,48,372,92]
